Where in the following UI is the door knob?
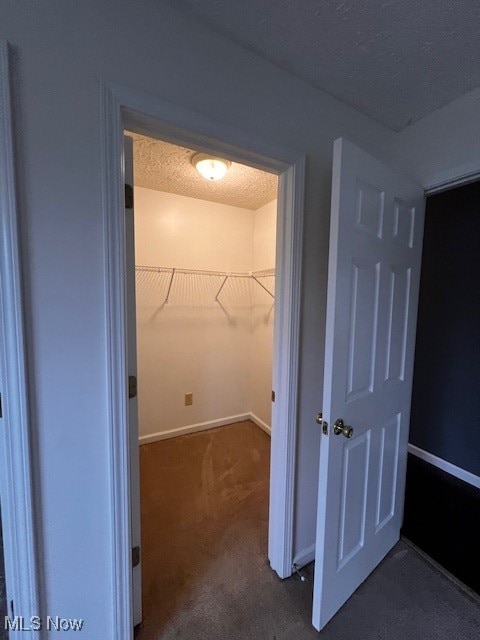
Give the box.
[333,419,353,438]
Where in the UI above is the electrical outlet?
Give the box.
[185,393,193,406]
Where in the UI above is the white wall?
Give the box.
[250,200,277,427]
[134,188,276,439]
[252,200,277,272]
[134,187,254,438]
[2,2,477,634]
[134,189,254,272]
[391,87,480,189]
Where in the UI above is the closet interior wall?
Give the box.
[134,187,277,442]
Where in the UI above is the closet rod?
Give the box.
[136,265,274,277]
[135,265,275,303]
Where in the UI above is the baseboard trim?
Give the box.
[249,412,271,436]
[139,412,272,444]
[293,543,315,570]
[408,443,480,489]
[139,413,251,444]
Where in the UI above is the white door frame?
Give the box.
[424,166,480,196]
[100,81,305,637]
[0,40,40,624]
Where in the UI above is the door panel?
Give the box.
[384,266,411,383]
[313,138,425,630]
[374,413,400,532]
[346,257,380,400]
[337,431,370,569]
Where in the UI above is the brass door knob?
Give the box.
[333,419,353,438]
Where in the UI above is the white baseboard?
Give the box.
[293,543,315,570]
[139,412,271,444]
[248,412,271,436]
[408,443,480,490]
[139,413,251,445]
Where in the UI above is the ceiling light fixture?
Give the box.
[191,153,231,181]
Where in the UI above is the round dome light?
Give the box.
[191,153,231,181]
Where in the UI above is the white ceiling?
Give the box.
[130,133,277,210]
[180,0,480,131]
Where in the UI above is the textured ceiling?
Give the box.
[180,0,480,131]
[130,133,277,210]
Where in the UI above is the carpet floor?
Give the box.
[136,420,480,639]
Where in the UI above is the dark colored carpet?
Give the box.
[136,420,480,639]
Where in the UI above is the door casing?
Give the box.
[0,40,40,625]
[100,81,305,638]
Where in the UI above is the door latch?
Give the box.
[316,412,328,435]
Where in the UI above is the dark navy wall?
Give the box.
[409,182,480,476]
[402,454,480,594]
[404,183,480,591]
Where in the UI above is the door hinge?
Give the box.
[132,545,140,568]
[125,183,134,209]
[128,375,137,399]
[271,390,276,402]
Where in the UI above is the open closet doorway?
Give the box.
[126,132,281,637]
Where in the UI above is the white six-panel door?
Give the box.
[313,138,425,630]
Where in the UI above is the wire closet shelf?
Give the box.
[135,265,275,309]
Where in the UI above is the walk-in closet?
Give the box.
[128,133,279,638]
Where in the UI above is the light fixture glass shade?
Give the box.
[191,153,231,181]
